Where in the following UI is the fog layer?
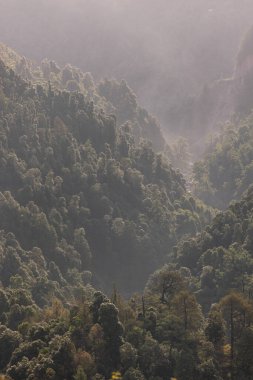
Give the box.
[1,0,253,129]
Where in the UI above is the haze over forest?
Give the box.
[2,1,253,379]
[1,0,253,132]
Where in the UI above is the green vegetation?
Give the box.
[166,185,253,378]
[193,115,253,209]
[0,43,165,152]
[175,185,253,307]
[0,54,216,380]
[2,19,253,378]
[0,56,213,296]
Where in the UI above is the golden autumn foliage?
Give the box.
[88,323,104,343]
[44,298,69,321]
[110,372,122,379]
[223,344,231,357]
[75,350,95,376]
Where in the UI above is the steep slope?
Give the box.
[0,44,253,380]
[0,43,165,152]
[192,114,253,209]
[0,52,219,380]
[0,57,213,296]
[169,78,234,150]
[175,185,253,311]
[236,24,253,79]
[168,24,253,155]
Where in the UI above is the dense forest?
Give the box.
[2,2,253,380]
[193,114,253,209]
[0,46,215,295]
[0,43,165,152]
[192,25,253,208]
[0,47,215,380]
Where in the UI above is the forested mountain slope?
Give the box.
[0,55,213,296]
[0,50,220,380]
[175,184,253,310]
[135,184,253,379]
[2,4,253,380]
[0,43,165,151]
[1,41,253,380]
[193,114,253,209]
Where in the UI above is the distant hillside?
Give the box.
[168,78,234,152]
[236,24,253,70]
[190,27,253,209]
[168,24,253,155]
